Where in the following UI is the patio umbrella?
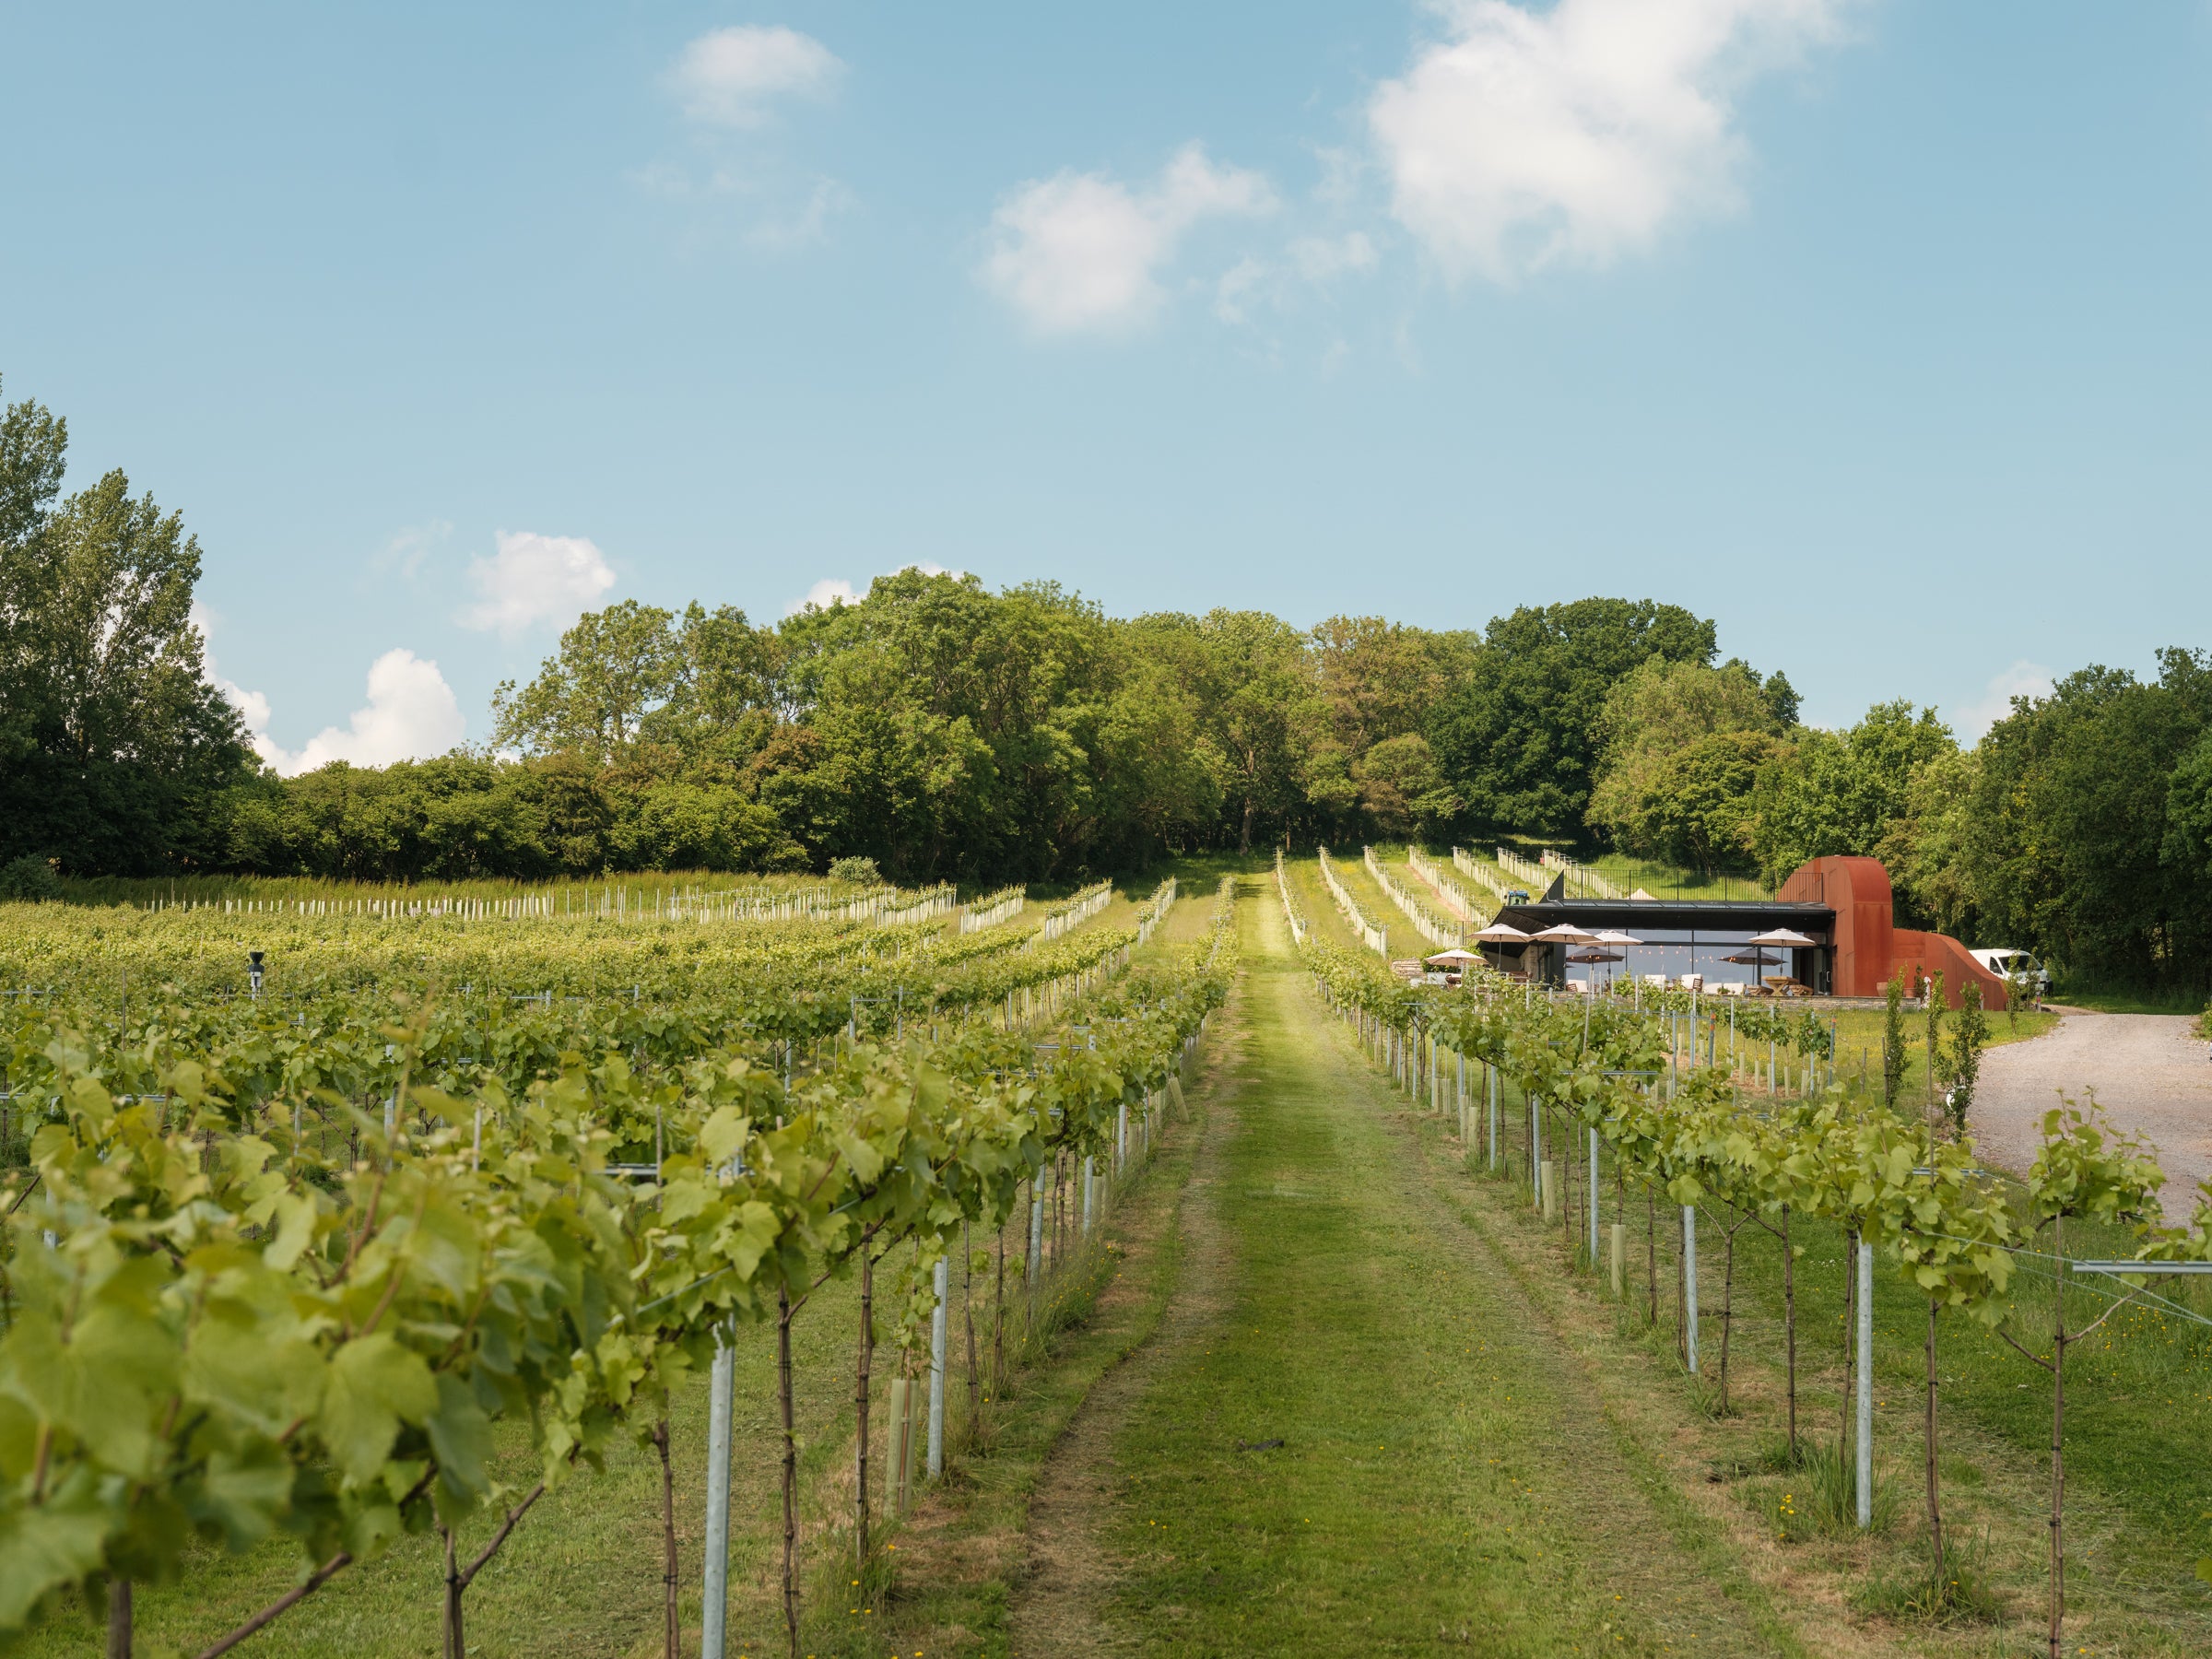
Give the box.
[1424,948,1479,965]
[1721,948,1781,966]
[1585,928,1642,991]
[1747,928,1817,948]
[1566,949,1624,963]
[1473,922,1531,942]
[1531,922,1601,945]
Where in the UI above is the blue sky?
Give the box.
[4,2,2208,770]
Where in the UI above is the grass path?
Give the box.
[1005,877,1807,1656]
[1002,959,1241,1657]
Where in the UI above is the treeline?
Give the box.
[4,371,2208,993]
[1579,650,2212,994]
[207,587,1745,881]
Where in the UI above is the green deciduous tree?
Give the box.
[1306,615,1477,841]
[1614,729,1781,875]
[1964,653,2212,995]
[1874,747,1982,935]
[1748,701,1957,888]
[491,600,684,762]
[1587,657,1789,839]
[0,376,253,875]
[1429,598,1718,837]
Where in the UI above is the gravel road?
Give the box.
[1975,1012,2212,1214]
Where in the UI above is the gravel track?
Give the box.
[1975,1012,2212,1211]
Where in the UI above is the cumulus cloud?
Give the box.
[1369,0,1849,282]
[193,601,286,770]
[784,563,963,618]
[458,530,617,637]
[1958,660,2054,740]
[981,145,1275,335]
[199,618,466,778]
[227,684,285,771]
[670,25,842,127]
[278,650,466,775]
[789,578,859,616]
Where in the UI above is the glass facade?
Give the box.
[1486,900,1837,994]
[1557,929,1824,992]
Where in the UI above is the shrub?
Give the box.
[828,855,883,887]
[0,854,61,902]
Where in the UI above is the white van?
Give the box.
[1966,947,2049,995]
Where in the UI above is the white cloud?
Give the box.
[629,160,853,248]
[1958,660,2054,740]
[1290,231,1380,283]
[373,518,453,582]
[458,530,617,637]
[784,563,964,618]
[981,144,1276,335]
[1311,145,1366,209]
[670,25,842,127]
[1370,0,1849,283]
[1213,233,1378,325]
[199,612,466,776]
[285,650,466,775]
[747,176,856,249]
[229,685,285,771]
[790,577,859,616]
[193,601,287,770]
[1213,258,1268,326]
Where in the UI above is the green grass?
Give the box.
[1799,1003,2058,1093]
[1078,879,1806,1656]
[1465,1069,2212,1653]
[2045,983,2210,1018]
[1559,847,1767,902]
[832,1015,1214,1656]
[1716,1204,2212,1647]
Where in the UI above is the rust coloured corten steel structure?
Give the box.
[1775,854,2006,1008]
